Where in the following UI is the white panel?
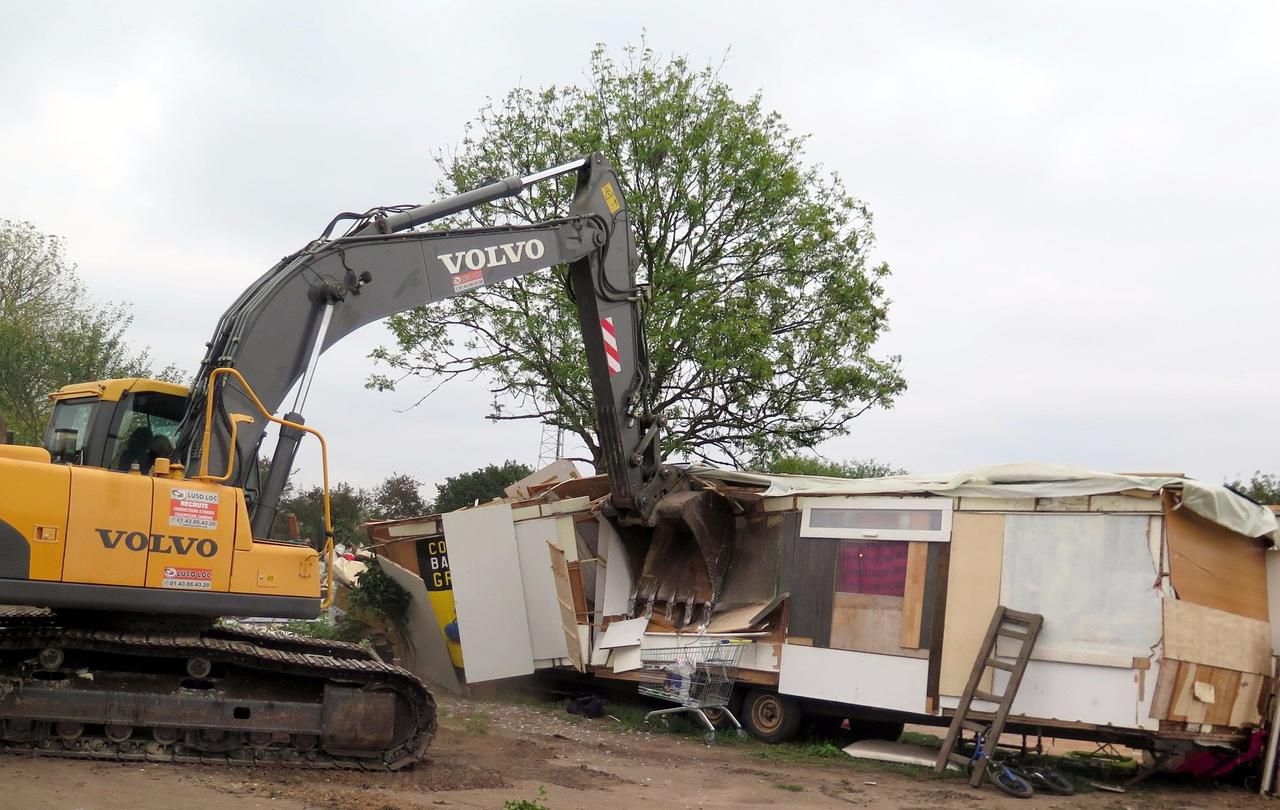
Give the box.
[1001,514,1162,661]
[514,518,570,661]
[992,660,1140,727]
[599,617,647,649]
[778,644,927,713]
[799,496,953,542]
[599,519,633,617]
[442,503,534,682]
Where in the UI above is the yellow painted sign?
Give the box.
[601,182,621,214]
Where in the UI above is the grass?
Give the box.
[773,782,805,792]
[502,785,548,810]
[461,710,491,735]
[475,687,1133,789]
[899,731,943,749]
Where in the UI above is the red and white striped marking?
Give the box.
[601,317,622,375]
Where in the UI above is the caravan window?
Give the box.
[800,496,953,541]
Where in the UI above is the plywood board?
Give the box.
[1229,671,1265,727]
[1266,551,1280,651]
[514,518,571,661]
[378,539,421,576]
[1162,599,1271,674]
[1165,492,1269,621]
[441,503,534,682]
[1204,668,1242,726]
[899,542,928,649]
[830,592,927,659]
[1001,514,1163,663]
[842,739,962,771]
[1150,659,1179,720]
[939,513,1004,696]
[779,643,929,713]
[547,542,584,672]
[706,601,772,634]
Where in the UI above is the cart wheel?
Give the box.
[704,731,717,746]
[741,689,802,743]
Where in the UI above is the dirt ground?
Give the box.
[0,693,1270,810]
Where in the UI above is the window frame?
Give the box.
[799,496,954,542]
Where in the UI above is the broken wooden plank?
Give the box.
[899,542,928,649]
[1163,599,1271,674]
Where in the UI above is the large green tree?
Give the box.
[369,472,430,520]
[432,460,533,514]
[1228,472,1280,505]
[0,219,178,443]
[371,43,905,469]
[763,455,905,479]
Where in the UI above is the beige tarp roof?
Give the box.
[687,462,1279,543]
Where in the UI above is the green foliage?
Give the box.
[369,472,429,519]
[278,481,372,547]
[1227,472,1280,505]
[762,455,905,478]
[773,783,805,792]
[503,786,548,810]
[371,40,905,469]
[283,618,367,644]
[0,219,181,443]
[348,561,411,622]
[432,460,533,513]
[272,470,430,544]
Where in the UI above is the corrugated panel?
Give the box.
[781,525,836,647]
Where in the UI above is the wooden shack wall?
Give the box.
[1147,493,1273,731]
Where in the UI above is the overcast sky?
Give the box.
[2,1,1276,497]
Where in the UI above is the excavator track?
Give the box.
[0,608,435,769]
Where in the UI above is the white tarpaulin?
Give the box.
[687,462,1278,543]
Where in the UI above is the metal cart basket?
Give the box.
[638,638,750,744]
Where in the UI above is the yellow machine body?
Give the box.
[0,376,324,618]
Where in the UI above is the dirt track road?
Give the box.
[0,694,1268,810]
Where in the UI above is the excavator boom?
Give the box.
[0,152,735,771]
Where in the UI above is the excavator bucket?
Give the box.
[630,489,735,626]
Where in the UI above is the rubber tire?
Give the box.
[741,689,803,743]
[990,766,1035,799]
[1027,767,1075,796]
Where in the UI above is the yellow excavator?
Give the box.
[0,154,734,768]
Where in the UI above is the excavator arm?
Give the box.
[180,157,670,522]
[175,153,730,621]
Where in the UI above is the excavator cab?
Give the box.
[43,378,190,470]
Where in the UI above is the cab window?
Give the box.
[44,397,97,462]
[107,391,186,473]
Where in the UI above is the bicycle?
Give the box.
[1007,755,1076,795]
[968,730,1035,798]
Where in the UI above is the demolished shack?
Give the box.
[364,463,1280,759]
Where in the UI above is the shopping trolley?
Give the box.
[637,638,750,744]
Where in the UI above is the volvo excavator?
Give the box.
[0,154,734,768]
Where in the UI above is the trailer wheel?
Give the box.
[742,689,802,743]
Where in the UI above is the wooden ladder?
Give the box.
[934,606,1043,784]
